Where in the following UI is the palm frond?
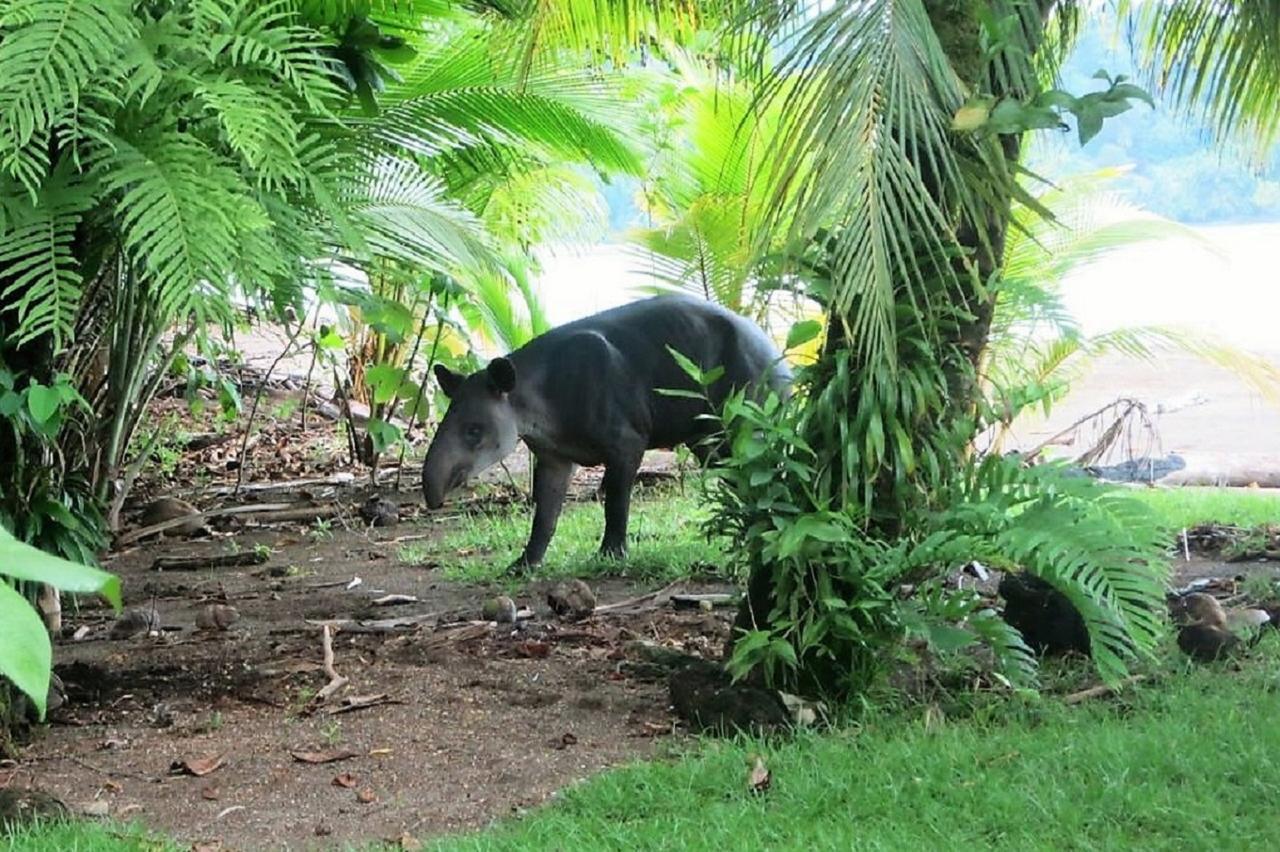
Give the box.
[372,86,641,174]
[1125,0,1280,153]
[344,155,494,271]
[747,0,997,361]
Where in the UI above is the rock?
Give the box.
[109,607,160,640]
[45,672,66,715]
[12,673,65,725]
[625,639,700,669]
[0,788,69,830]
[359,497,399,527]
[1177,624,1241,662]
[195,604,240,632]
[140,496,204,537]
[668,659,791,735]
[482,595,517,624]
[547,580,595,621]
[998,571,1090,657]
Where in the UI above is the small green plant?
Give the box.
[192,711,224,735]
[253,543,272,560]
[397,542,433,565]
[320,720,343,746]
[271,399,300,421]
[309,518,334,542]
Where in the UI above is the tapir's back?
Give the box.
[517,295,788,395]
[511,295,788,453]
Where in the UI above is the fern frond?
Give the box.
[0,0,137,192]
[96,130,251,325]
[205,0,344,113]
[0,164,90,347]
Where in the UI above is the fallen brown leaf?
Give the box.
[389,831,422,850]
[332,772,358,788]
[357,788,377,804]
[103,780,123,794]
[201,786,219,801]
[516,640,551,658]
[171,754,226,777]
[748,755,771,794]
[191,841,223,852]
[290,748,360,765]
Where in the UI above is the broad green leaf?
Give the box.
[785,319,822,350]
[0,391,20,417]
[367,418,403,453]
[26,383,59,424]
[366,364,408,405]
[0,581,52,719]
[0,526,122,608]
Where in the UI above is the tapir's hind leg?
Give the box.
[600,449,644,559]
[512,455,575,572]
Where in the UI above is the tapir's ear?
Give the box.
[433,363,463,398]
[486,357,516,394]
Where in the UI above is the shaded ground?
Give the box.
[10,475,734,851]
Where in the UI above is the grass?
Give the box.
[400,485,727,585]
[1127,485,1280,531]
[431,645,1280,851]
[2,821,173,851]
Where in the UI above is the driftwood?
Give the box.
[151,551,269,572]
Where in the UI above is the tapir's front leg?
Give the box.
[600,450,644,559]
[512,454,576,572]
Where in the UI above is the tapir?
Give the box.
[421,295,791,571]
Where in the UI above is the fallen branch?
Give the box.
[117,502,296,546]
[247,504,342,525]
[670,593,738,610]
[323,694,401,715]
[151,551,269,572]
[307,624,348,712]
[1062,675,1146,705]
[594,581,688,616]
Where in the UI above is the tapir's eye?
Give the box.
[463,423,484,447]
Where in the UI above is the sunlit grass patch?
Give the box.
[404,485,727,586]
[1127,485,1280,531]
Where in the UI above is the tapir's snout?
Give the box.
[422,451,470,510]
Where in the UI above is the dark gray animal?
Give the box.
[421,295,791,570]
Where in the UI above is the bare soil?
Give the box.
[10,475,733,851]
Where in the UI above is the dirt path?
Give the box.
[12,492,733,851]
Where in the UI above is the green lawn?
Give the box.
[1127,486,1280,531]
[432,648,1280,850]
